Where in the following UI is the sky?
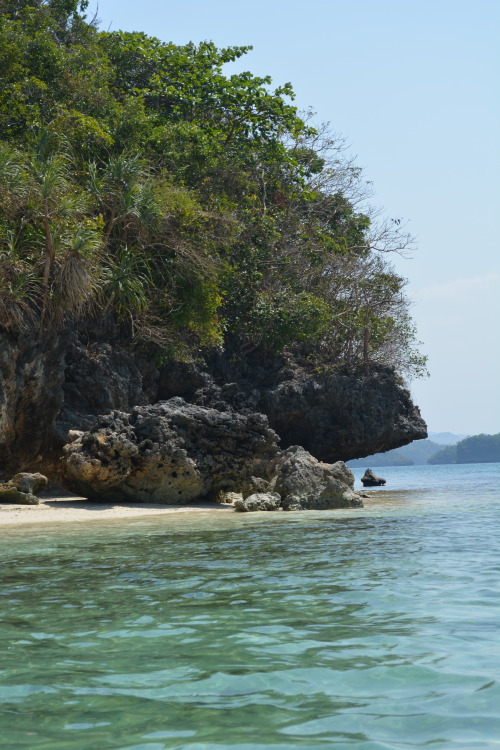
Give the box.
[87,0,500,435]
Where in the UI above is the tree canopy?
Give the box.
[428,434,500,464]
[0,0,427,378]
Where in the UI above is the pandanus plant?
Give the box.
[0,135,102,325]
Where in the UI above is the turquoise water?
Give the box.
[1,463,499,749]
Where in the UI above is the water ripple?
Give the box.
[0,463,499,749]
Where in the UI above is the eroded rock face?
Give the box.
[191,356,427,462]
[56,341,152,440]
[262,369,427,462]
[273,445,363,511]
[62,398,279,503]
[1,326,427,480]
[0,327,72,476]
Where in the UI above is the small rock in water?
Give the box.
[361,469,386,487]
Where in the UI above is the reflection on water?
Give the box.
[1,463,499,749]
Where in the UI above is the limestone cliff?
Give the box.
[0,328,426,479]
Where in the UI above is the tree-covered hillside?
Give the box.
[0,0,426,378]
[428,433,500,464]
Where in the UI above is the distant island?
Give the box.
[349,432,500,467]
[428,433,500,464]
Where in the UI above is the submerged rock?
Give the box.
[62,398,279,503]
[273,446,363,511]
[361,469,386,487]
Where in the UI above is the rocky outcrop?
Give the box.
[361,469,386,487]
[233,447,364,512]
[259,368,426,462]
[1,326,427,479]
[188,356,427,462]
[272,445,363,511]
[0,326,160,479]
[62,398,279,503]
[62,405,363,511]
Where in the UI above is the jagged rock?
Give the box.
[62,398,279,503]
[194,354,427,462]
[258,367,427,462]
[234,492,282,512]
[273,445,363,511]
[0,325,427,481]
[10,472,48,494]
[56,341,150,440]
[361,469,386,487]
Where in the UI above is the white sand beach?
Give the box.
[0,493,234,526]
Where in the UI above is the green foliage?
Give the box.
[427,434,500,465]
[0,1,426,379]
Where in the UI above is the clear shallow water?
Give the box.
[1,463,499,750]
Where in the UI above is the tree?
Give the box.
[0,2,426,380]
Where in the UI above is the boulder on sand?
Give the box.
[62,398,279,503]
[61,401,364,512]
[273,446,363,511]
[0,472,48,505]
[361,468,386,487]
[234,492,281,512]
[10,472,48,494]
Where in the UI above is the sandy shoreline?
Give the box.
[0,493,234,527]
[0,491,383,528]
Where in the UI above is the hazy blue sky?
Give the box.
[87,0,499,435]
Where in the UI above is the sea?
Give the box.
[1,463,499,750]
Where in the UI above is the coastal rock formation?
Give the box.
[361,469,386,487]
[0,330,427,480]
[273,446,363,511]
[62,404,362,511]
[62,398,279,503]
[188,356,427,462]
[259,368,426,462]
[0,472,48,505]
